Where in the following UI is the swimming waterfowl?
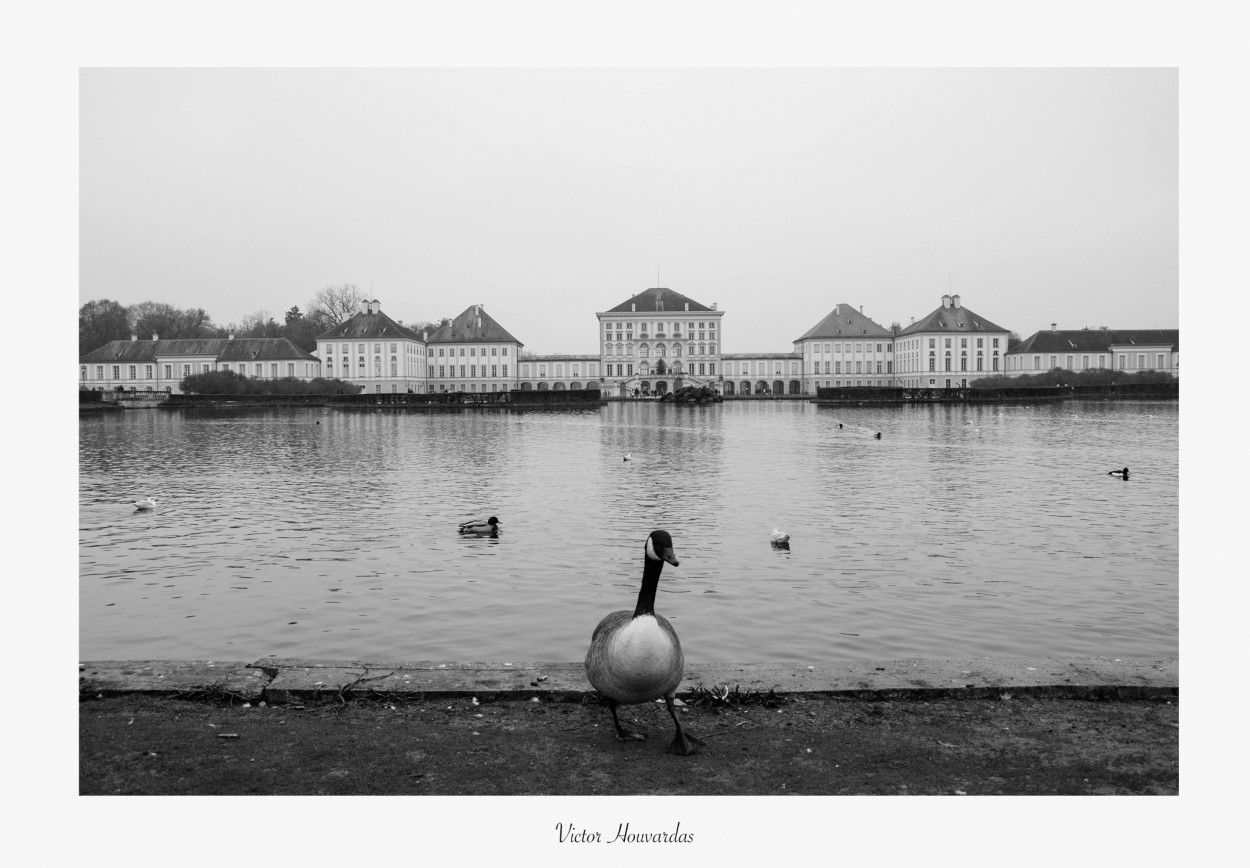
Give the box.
[623,452,632,462]
[133,497,157,511]
[770,528,790,544]
[1109,467,1130,479]
[458,516,501,535]
[585,529,704,756]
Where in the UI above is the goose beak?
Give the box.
[663,547,680,567]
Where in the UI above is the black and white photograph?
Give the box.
[16,1,1244,864]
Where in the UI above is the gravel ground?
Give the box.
[79,691,1178,796]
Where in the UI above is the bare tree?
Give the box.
[79,299,132,354]
[236,310,281,337]
[306,284,365,333]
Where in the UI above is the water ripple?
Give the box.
[80,401,1178,662]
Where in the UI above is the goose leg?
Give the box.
[664,695,705,756]
[607,698,647,742]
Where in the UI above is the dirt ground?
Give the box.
[79,690,1178,796]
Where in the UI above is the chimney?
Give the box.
[397,320,403,326]
[951,294,961,308]
[860,305,864,314]
[1051,322,1058,332]
[910,317,915,324]
[422,330,428,341]
[941,294,951,308]
[712,303,717,310]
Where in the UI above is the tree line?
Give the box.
[79,284,453,356]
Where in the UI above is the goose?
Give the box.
[458,516,501,535]
[623,452,632,462]
[133,497,157,511]
[874,432,882,439]
[585,529,704,756]
[770,528,790,544]
[1109,467,1130,479]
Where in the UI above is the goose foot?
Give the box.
[667,730,705,756]
[607,698,646,743]
[664,695,704,756]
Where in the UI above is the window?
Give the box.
[145,365,153,379]
[163,365,171,379]
[502,364,508,377]
[288,364,295,376]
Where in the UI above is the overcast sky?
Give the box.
[81,68,1177,353]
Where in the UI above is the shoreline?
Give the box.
[80,655,1178,702]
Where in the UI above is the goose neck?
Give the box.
[632,557,665,618]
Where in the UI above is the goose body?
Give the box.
[133,497,156,511]
[770,528,790,544]
[458,516,500,535]
[585,529,703,755]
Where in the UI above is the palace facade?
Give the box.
[80,287,1178,395]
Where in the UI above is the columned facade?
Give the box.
[596,287,725,397]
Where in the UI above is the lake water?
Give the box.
[79,400,1178,664]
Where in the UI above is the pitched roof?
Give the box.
[896,297,1009,336]
[215,338,320,362]
[81,337,317,363]
[1011,329,1179,354]
[604,287,715,314]
[426,305,522,346]
[315,305,423,342]
[794,303,893,342]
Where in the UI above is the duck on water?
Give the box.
[458,516,501,535]
[584,529,704,756]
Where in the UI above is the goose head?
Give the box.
[645,529,679,567]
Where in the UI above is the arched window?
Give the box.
[639,343,649,358]
[657,345,667,358]
[674,344,682,357]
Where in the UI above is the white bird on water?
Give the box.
[623,452,632,462]
[770,528,790,544]
[133,497,157,511]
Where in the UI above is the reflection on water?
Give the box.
[79,401,1178,663]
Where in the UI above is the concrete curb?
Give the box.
[79,655,1177,703]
